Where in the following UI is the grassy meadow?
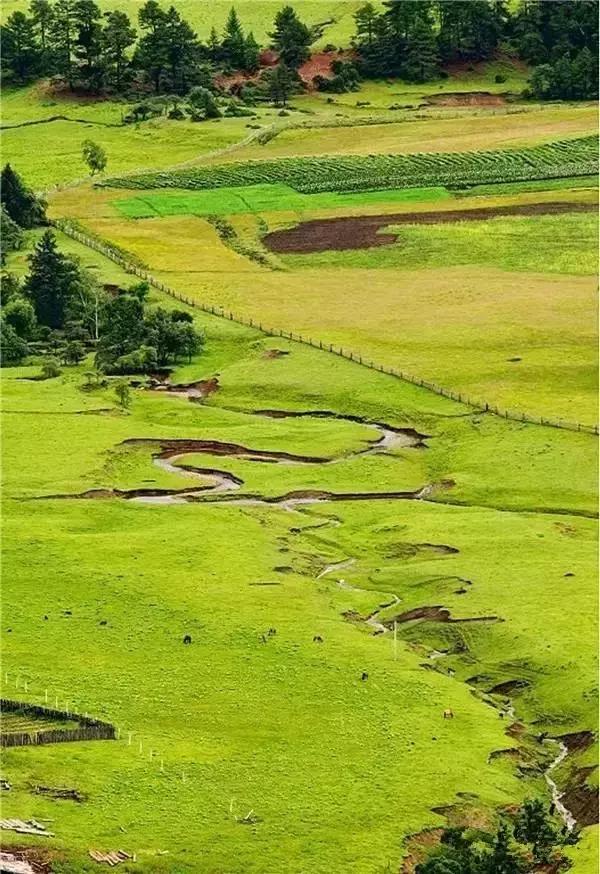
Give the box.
[1,29,598,873]
[2,278,597,870]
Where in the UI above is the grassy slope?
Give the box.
[2,310,597,871]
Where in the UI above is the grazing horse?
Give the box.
[183,634,192,645]
[313,635,323,643]
[267,628,277,637]
[361,672,369,681]
[443,708,454,719]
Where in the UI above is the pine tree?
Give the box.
[162,5,201,94]
[401,14,439,82]
[353,3,379,50]
[72,0,105,90]
[29,0,54,53]
[134,1,168,92]
[270,6,311,68]
[267,62,296,106]
[207,26,221,62]
[244,31,260,72]
[24,231,82,329]
[0,164,47,229]
[102,10,136,90]
[50,0,76,87]
[222,6,246,68]
[1,12,41,81]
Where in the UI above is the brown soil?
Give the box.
[401,829,445,874]
[488,679,531,695]
[562,782,599,826]
[263,349,290,359]
[426,91,507,107]
[298,51,353,87]
[385,605,501,626]
[263,202,597,254]
[122,437,326,465]
[254,409,429,446]
[556,730,595,752]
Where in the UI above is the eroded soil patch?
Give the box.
[264,202,596,253]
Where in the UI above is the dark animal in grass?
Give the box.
[43,615,48,620]
[313,635,324,643]
[267,628,277,636]
[443,708,454,719]
[99,620,107,626]
[260,634,267,644]
[183,634,192,645]
[361,672,368,681]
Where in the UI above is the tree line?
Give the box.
[352,0,597,97]
[0,164,203,374]
[1,0,312,94]
[2,1,597,102]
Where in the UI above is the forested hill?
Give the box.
[2,0,598,102]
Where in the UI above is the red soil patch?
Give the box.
[298,51,353,87]
[259,49,279,68]
[426,90,506,106]
[264,202,597,254]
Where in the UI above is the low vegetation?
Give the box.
[103,135,598,193]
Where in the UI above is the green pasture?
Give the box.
[2,289,597,869]
[1,113,267,191]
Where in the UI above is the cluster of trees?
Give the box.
[352,0,598,95]
[1,0,314,95]
[0,165,203,373]
[95,291,201,374]
[416,799,577,874]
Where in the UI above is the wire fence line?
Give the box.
[53,218,599,437]
[1,669,185,785]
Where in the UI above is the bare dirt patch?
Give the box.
[425,91,507,107]
[264,201,597,254]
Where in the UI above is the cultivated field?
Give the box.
[2,23,598,874]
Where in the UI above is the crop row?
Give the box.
[102,136,598,195]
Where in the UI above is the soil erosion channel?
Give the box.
[38,407,431,507]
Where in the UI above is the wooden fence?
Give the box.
[1,698,116,747]
[53,219,599,437]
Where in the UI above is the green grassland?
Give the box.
[2,272,597,869]
[2,31,598,872]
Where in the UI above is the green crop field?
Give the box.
[103,135,599,193]
[1,5,598,871]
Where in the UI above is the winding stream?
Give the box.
[544,741,577,832]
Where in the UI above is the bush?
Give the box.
[40,357,62,379]
[0,318,28,365]
[495,73,507,83]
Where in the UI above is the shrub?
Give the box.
[40,357,62,379]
